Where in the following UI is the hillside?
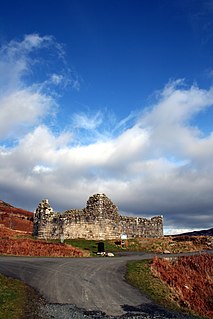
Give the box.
[127,254,213,319]
[0,200,88,257]
[0,224,88,257]
[151,254,213,318]
[176,228,213,236]
[0,200,33,233]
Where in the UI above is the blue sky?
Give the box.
[0,0,213,234]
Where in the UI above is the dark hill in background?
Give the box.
[175,228,213,237]
[0,200,33,233]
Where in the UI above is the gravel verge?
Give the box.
[38,303,200,319]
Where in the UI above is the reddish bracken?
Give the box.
[0,225,87,257]
[0,238,84,257]
[151,254,213,318]
[0,224,29,238]
[0,200,33,217]
[0,200,33,232]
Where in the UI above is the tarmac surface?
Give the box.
[0,251,212,318]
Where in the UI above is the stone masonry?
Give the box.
[33,193,163,240]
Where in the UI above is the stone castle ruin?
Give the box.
[33,193,163,240]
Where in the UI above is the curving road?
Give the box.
[0,251,212,316]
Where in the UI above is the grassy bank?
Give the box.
[0,274,45,319]
[64,236,212,256]
[126,260,178,310]
[126,255,212,319]
[151,254,213,319]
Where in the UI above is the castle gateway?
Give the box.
[33,193,163,240]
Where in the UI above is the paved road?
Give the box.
[0,251,212,316]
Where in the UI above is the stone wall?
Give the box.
[33,194,163,240]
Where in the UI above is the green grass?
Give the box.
[125,260,180,310]
[0,274,27,319]
[64,239,98,254]
[0,274,45,319]
[64,238,121,255]
[24,236,205,256]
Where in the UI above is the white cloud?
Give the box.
[149,81,213,124]
[0,34,54,89]
[0,89,54,139]
[0,36,213,231]
[51,74,64,85]
[0,34,80,139]
[33,165,53,174]
[72,111,103,130]
[140,81,213,165]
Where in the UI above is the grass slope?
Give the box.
[0,274,45,319]
[126,254,213,319]
[151,254,213,319]
[126,260,178,310]
[65,236,213,255]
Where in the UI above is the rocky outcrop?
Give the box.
[33,194,163,240]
